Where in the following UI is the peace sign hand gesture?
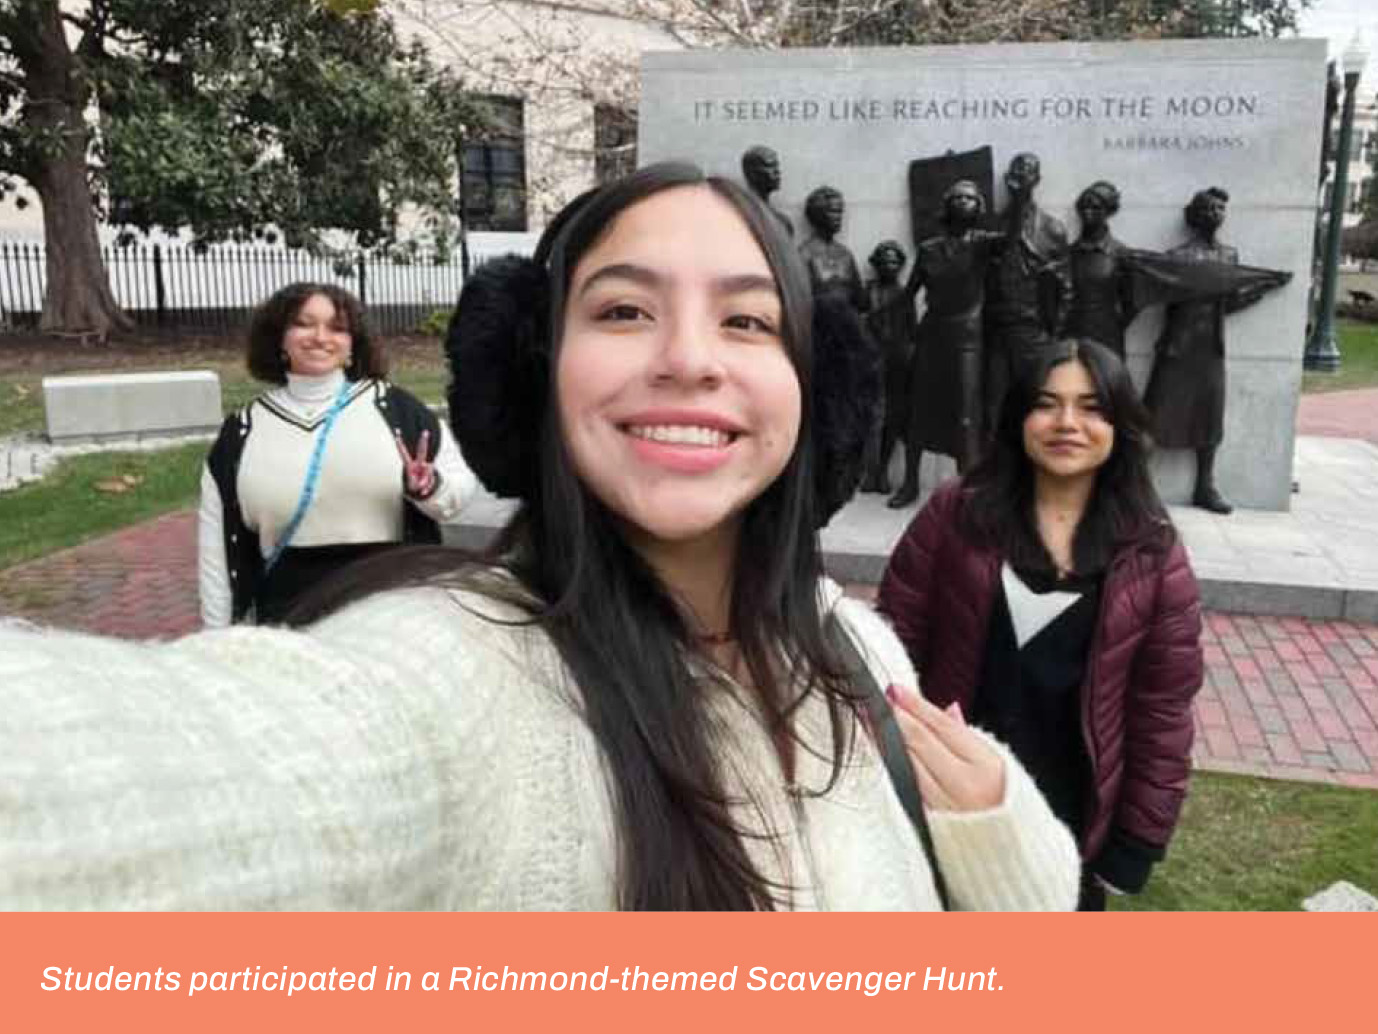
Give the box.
[885,683,1005,813]
[395,429,439,499]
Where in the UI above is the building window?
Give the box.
[594,104,637,185]
[461,95,527,232]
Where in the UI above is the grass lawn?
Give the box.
[0,443,207,570]
[0,338,450,570]
[1114,770,1378,911]
[1302,319,1378,394]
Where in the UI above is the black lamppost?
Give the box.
[456,130,472,280]
[1307,33,1370,372]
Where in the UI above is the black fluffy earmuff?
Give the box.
[444,255,552,500]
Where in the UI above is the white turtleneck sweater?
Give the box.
[198,370,476,627]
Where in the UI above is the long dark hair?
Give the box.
[962,338,1172,574]
[294,163,858,910]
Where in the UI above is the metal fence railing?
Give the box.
[0,238,527,336]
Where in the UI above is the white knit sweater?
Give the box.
[0,583,1079,911]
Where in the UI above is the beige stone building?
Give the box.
[1323,94,1376,229]
[394,1,705,230]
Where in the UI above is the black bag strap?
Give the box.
[827,615,951,911]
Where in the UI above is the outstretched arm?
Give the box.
[899,249,928,302]
[1224,267,1292,314]
[0,590,517,910]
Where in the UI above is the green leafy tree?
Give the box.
[1043,1,1311,42]
[0,0,475,336]
[630,0,1312,47]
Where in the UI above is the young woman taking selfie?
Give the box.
[0,164,1078,911]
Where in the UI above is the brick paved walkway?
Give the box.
[1296,387,1378,444]
[1195,612,1378,789]
[1,509,1376,790]
[0,510,200,639]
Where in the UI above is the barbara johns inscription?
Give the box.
[693,92,1260,151]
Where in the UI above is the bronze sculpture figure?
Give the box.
[886,179,1004,508]
[741,145,795,237]
[859,240,918,495]
[1065,181,1138,357]
[1142,187,1292,514]
[799,185,868,312]
[983,152,1071,431]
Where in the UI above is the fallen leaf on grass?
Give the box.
[93,475,142,494]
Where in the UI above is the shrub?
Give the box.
[415,306,454,337]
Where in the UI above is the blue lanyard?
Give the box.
[264,379,353,573]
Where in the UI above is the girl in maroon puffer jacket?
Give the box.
[878,338,1204,910]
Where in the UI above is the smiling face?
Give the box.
[281,293,353,377]
[1022,359,1115,485]
[556,185,801,557]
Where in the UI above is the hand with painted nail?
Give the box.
[395,429,438,498]
[885,684,1005,812]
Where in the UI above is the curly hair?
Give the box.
[245,282,386,385]
[868,239,906,269]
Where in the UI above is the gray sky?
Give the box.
[1298,0,1378,92]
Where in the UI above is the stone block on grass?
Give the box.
[42,371,222,444]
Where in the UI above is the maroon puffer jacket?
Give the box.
[876,479,1203,865]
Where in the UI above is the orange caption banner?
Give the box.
[0,913,1366,1033]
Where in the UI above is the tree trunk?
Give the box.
[21,0,132,337]
[35,148,132,337]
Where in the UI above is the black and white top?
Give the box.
[972,562,1102,838]
[198,370,477,627]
